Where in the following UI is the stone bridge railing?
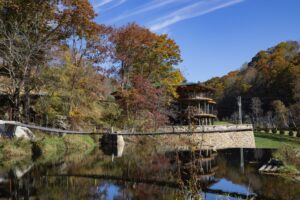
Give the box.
[157,124,253,133]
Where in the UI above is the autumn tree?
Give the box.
[111,23,184,97]
[0,0,101,121]
[35,49,105,129]
[109,23,184,129]
[204,41,300,127]
[251,97,263,127]
[272,100,289,128]
[114,75,168,131]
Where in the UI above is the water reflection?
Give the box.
[100,135,125,158]
[0,163,34,199]
[0,142,299,200]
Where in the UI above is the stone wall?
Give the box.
[123,124,256,150]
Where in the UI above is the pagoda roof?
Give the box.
[177,83,215,93]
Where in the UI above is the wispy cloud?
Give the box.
[106,0,127,10]
[109,0,186,23]
[93,0,114,8]
[148,0,244,31]
[91,0,126,12]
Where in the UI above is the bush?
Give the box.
[297,130,300,137]
[272,129,277,134]
[288,130,294,137]
[279,130,285,135]
[264,128,270,133]
[275,145,300,169]
[256,127,262,132]
[278,165,299,174]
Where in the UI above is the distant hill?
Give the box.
[204,41,300,128]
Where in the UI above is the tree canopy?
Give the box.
[0,2,185,130]
[205,41,300,128]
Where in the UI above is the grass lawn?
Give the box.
[255,132,300,149]
[214,121,233,125]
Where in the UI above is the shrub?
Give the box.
[275,145,300,169]
[288,130,294,137]
[264,128,270,133]
[278,165,299,174]
[272,129,277,134]
[279,130,285,135]
[297,130,300,137]
[256,127,262,132]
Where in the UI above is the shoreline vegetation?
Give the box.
[1,128,299,178]
[0,132,97,168]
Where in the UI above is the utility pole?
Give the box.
[237,96,244,172]
[237,96,242,124]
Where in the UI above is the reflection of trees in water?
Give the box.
[98,143,220,199]
[0,161,36,199]
[2,147,300,200]
[100,141,174,181]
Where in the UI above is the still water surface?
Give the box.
[0,141,299,200]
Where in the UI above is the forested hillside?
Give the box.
[205,41,300,128]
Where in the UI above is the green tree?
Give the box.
[36,50,104,129]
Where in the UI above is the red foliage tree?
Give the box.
[115,75,168,130]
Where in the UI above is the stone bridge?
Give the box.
[105,124,256,150]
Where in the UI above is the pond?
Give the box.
[0,139,299,200]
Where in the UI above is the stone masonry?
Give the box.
[122,124,256,150]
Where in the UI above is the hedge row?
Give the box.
[255,128,300,137]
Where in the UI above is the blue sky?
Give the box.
[89,0,300,82]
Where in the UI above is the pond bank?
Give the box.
[257,145,300,181]
[0,132,97,166]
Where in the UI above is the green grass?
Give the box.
[0,138,32,166]
[214,121,233,125]
[255,132,300,149]
[34,133,96,163]
[63,135,96,153]
[34,135,66,163]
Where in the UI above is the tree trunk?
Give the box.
[12,87,20,121]
[24,86,30,123]
[24,67,32,123]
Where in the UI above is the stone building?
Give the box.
[177,83,217,125]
